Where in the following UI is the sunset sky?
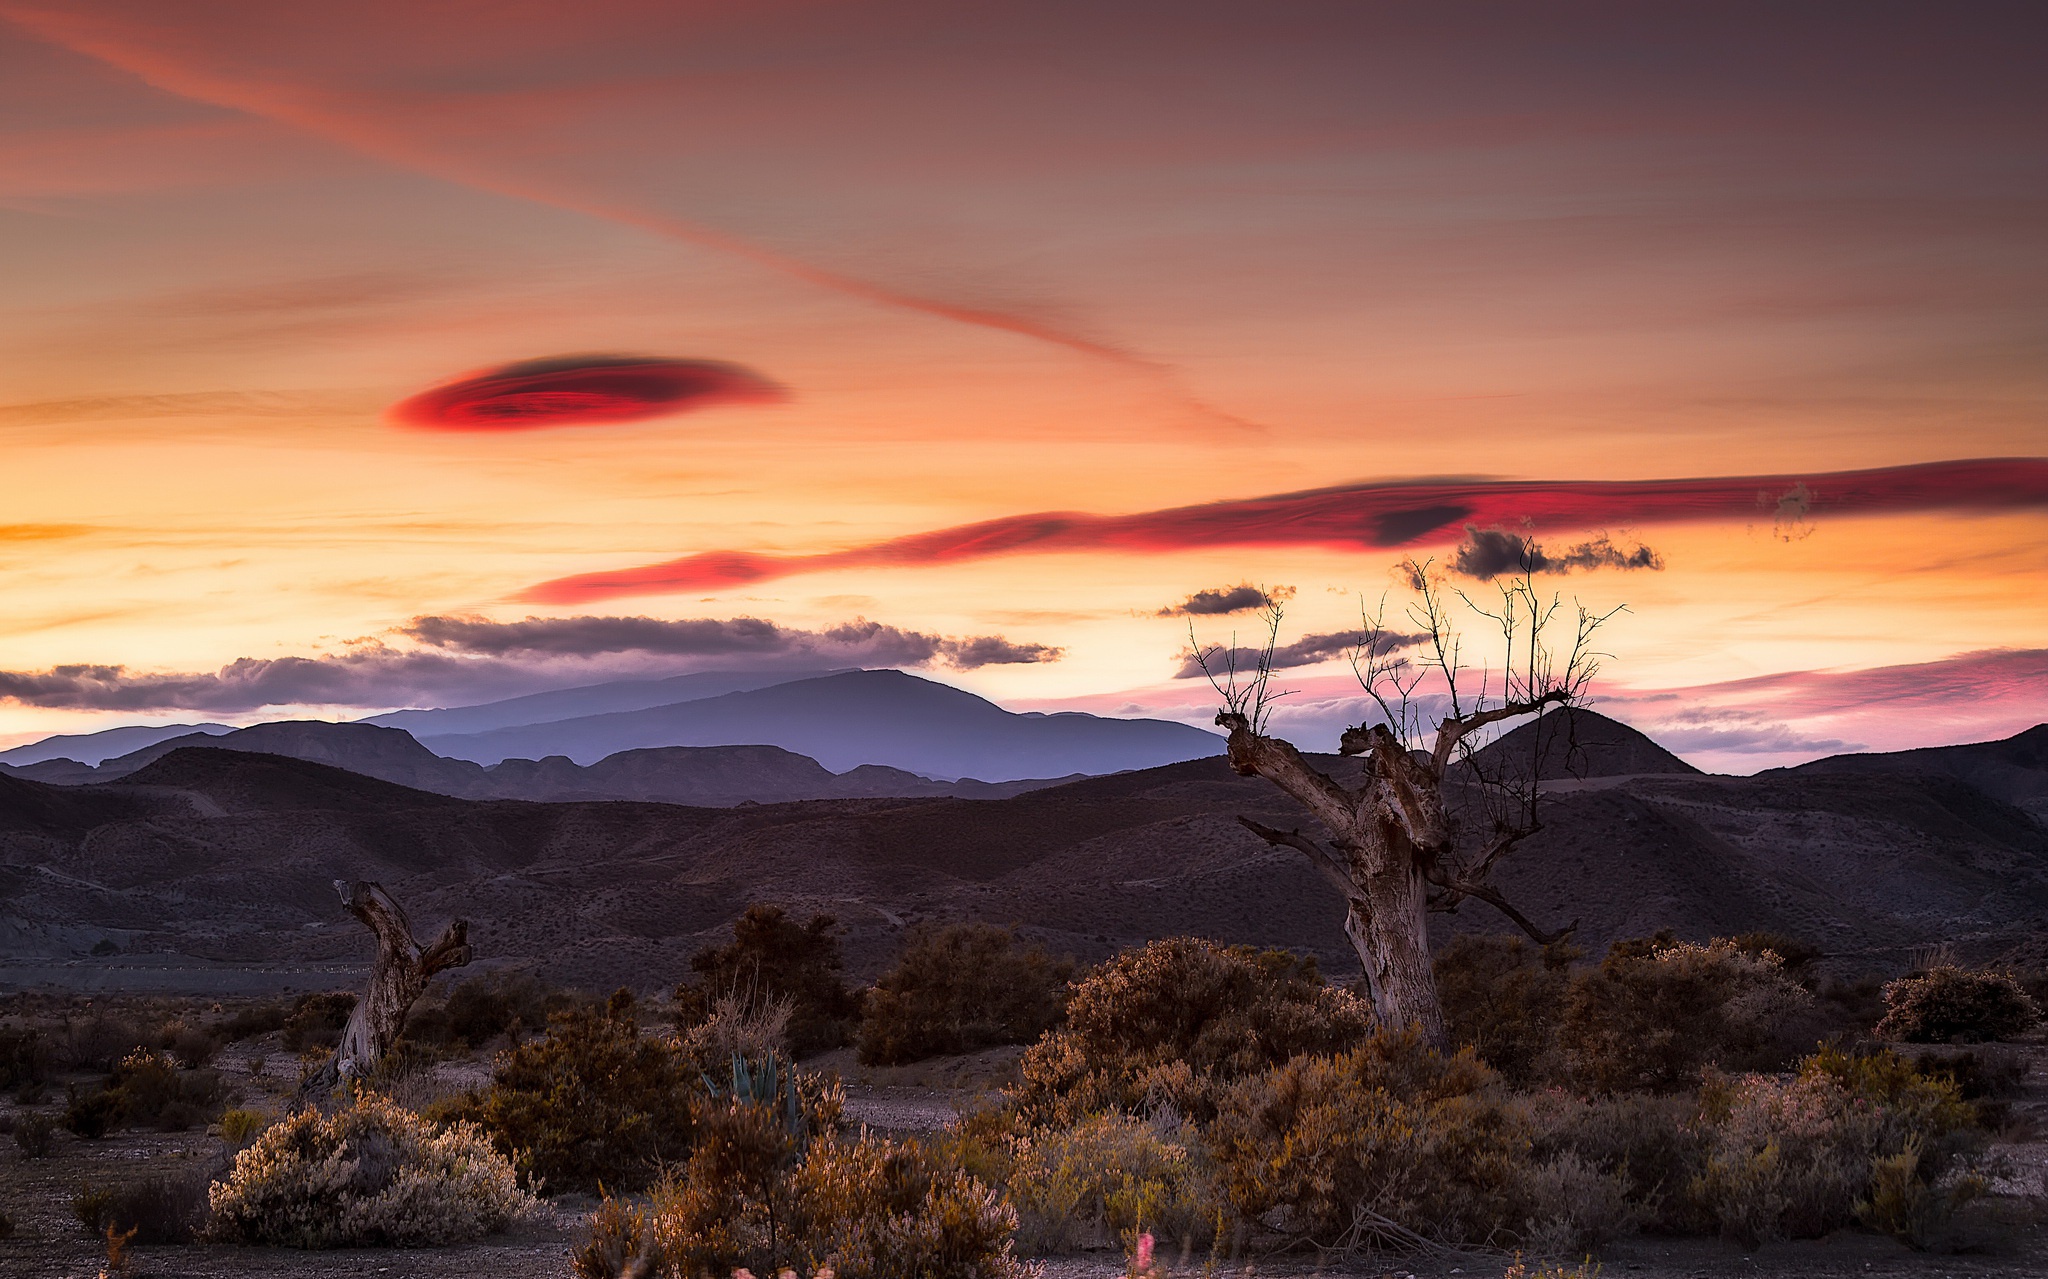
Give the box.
[2,1,2044,772]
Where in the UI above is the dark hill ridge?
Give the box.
[3,722,2044,992]
[1465,706,1701,780]
[1775,724,2048,825]
[419,668,1225,778]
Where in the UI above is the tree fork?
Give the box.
[299,880,471,1099]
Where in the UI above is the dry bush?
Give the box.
[206,1092,538,1247]
[1001,1112,1221,1253]
[73,1170,213,1245]
[680,990,794,1065]
[61,1048,224,1137]
[1523,1090,1707,1234]
[1206,1027,1530,1251]
[863,923,1071,1059]
[1559,935,1812,1093]
[52,1007,158,1072]
[1517,1151,1638,1257]
[280,991,357,1052]
[1011,937,1371,1128]
[1876,966,2042,1044]
[442,989,701,1194]
[444,972,580,1046]
[0,1027,50,1088]
[572,1118,1031,1279]
[213,1002,289,1043]
[13,1112,56,1159]
[216,1107,269,1150]
[675,905,862,1057]
[1434,934,1575,1087]
[858,924,1076,1067]
[1689,1045,1979,1248]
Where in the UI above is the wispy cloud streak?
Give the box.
[520,457,2048,603]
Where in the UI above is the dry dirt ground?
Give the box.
[6,1034,2048,1279]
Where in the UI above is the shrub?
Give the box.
[1434,934,1574,1087]
[214,1002,289,1043]
[1001,1111,1220,1253]
[105,1048,225,1131]
[161,1018,220,1069]
[206,1092,538,1247]
[443,972,578,1046]
[62,1085,122,1138]
[217,1108,270,1150]
[73,1170,212,1245]
[1876,966,2041,1044]
[0,1027,49,1088]
[14,1112,56,1159]
[858,924,1076,1067]
[53,1007,157,1072]
[1689,1046,1980,1248]
[281,991,357,1052]
[1011,937,1372,1127]
[572,1121,1030,1279]
[445,989,703,1193]
[676,906,861,1057]
[1559,935,1812,1093]
[1517,1151,1638,1256]
[1523,1091,1706,1234]
[1206,1027,1531,1250]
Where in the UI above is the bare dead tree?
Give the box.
[299,880,471,1098]
[1204,558,1620,1047]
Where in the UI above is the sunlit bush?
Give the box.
[1011,937,1371,1128]
[1876,966,2041,1044]
[1559,935,1811,1093]
[1001,1112,1221,1253]
[1206,1027,1530,1250]
[206,1092,538,1247]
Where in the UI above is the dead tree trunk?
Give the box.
[300,880,470,1098]
[1220,707,1576,1050]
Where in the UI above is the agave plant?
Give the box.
[704,1050,806,1138]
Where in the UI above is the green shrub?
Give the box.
[13,1112,56,1159]
[676,906,861,1057]
[1689,1046,1980,1248]
[205,1092,538,1247]
[1435,934,1574,1087]
[1876,966,2041,1044]
[281,991,357,1052]
[1011,937,1372,1127]
[572,1122,1029,1279]
[73,1170,212,1245]
[445,989,703,1193]
[1206,1027,1530,1250]
[858,924,1076,1067]
[1559,935,1811,1093]
[1001,1111,1221,1253]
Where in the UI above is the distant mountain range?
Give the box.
[0,669,1221,802]
[2,713,2043,993]
[0,722,232,767]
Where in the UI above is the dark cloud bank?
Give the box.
[0,615,1060,713]
[1156,584,1289,616]
[1451,528,1664,580]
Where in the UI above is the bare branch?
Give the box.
[1216,711,1360,834]
[1422,859,1576,945]
[1236,817,1355,896]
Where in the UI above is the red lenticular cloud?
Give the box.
[520,457,2048,603]
[389,355,783,430]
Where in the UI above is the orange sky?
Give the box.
[2,1,2044,771]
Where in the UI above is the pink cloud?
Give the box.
[388,355,783,430]
[519,457,2048,603]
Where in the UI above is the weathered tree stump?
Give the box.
[300,880,470,1099]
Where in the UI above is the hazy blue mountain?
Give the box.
[422,668,1226,780]
[0,722,232,767]
[360,668,842,738]
[94,721,490,793]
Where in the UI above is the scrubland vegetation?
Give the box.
[3,912,2047,1277]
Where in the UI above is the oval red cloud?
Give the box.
[389,355,784,430]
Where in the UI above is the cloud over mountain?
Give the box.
[0,614,1061,713]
